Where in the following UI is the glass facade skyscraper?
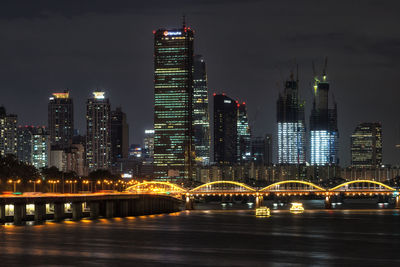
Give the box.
[277,76,306,164]
[309,74,338,165]
[193,55,210,165]
[351,122,382,167]
[213,94,238,165]
[111,107,129,164]
[153,24,195,180]
[237,102,251,163]
[48,91,73,150]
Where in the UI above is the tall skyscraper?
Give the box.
[351,122,382,167]
[237,102,251,163]
[48,91,74,149]
[193,55,211,165]
[0,107,18,156]
[213,94,238,165]
[309,69,339,165]
[144,129,155,159]
[17,126,49,169]
[86,92,111,171]
[111,107,129,164]
[251,134,272,165]
[153,22,195,180]
[277,74,306,164]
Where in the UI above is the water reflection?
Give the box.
[1,203,400,265]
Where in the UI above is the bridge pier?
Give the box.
[118,200,129,217]
[72,202,83,220]
[185,195,193,210]
[325,195,332,209]
[396,196,400,209]
[255,195,263,208]
[34,203,46,223]
[54,202,65,221]
[0,204,5,223]
[89,201,100,219]
[105,200,115,218]
[14,203,26,225]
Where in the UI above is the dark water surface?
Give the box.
[1,203,400,266]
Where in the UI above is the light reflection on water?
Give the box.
[1,203,400,266]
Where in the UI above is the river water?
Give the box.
[1,201,400,266]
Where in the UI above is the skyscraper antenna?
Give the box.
[323,56,328,76]
[182,15,186,28]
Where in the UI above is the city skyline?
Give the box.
[1,1,400,165]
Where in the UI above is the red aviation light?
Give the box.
[152,30,156,34]
[237,104,240,107]
[242,102,246,105]
[222,92,225,96]
[235,100,238,103]
[213,93,216,96]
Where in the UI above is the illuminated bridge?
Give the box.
[125,179,400,209]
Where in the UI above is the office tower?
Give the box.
[277,74,306,164]
[309,68,339,165]
[86,92,111,171]
[111,107,129,164]
[351,122,382,167]
[193,55,211,165]
[237,102,251,163]
[144,129,155,158]
[48,91,74,149]
[0,107,17,156]
[251,134,272,165]
[153,21,195,180]
[213,94,238,164]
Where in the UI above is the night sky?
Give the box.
[1,0,400,165]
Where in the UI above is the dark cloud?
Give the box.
[1,0,400,165]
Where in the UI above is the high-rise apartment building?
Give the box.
[277,75,306,164]
[213,94,238,165]
[111,107,129,164]
[193,55,210,165]
[18,126,49,169]
[153,22,195,180]
[0,107,18,156]
[351,122,382,167]
[309,71,339,165]
[86,92,111,171]
[48,91,74,149]
[237,102,251,163]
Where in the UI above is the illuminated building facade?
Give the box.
[213,94,238,165]
[351,122,382,167]
[144,129,155,159]
[237,102,251,163]
[153,23,195,180]
[277,76,306,164]
[86,92,111,171]
[17,126,49,169]
[193,55,210,165]
[111,107,129,164]
[309,74,338,165]
[48,91,73,149]
[0,106,18,156]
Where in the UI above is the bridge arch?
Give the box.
[260,180,326,192]
[125,181,187,194]
[190,181,256,194]
[329,180,396,192]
